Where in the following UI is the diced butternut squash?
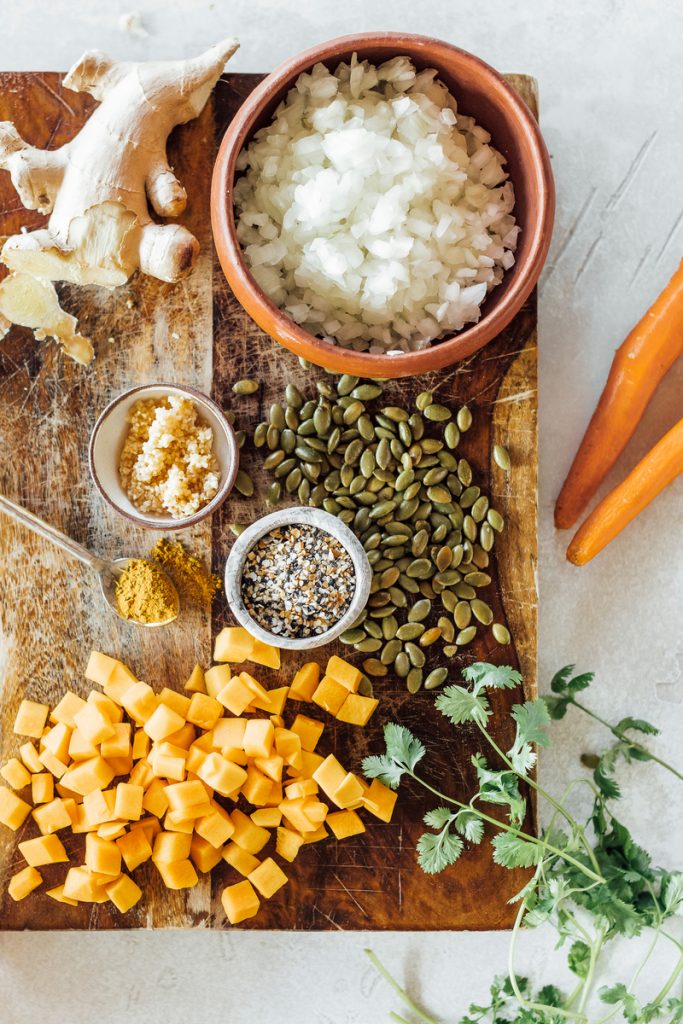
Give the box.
[230,808,270,854]
[289,663,320,702]
[222,842,261,876]
[87,690,123,724]
[1,758,31,790]
[216,675,253,716]
[62,867,108,903]
[276,826,305,862]
[333,773,365,809]
[285,778,318,800]
[204,664,233,700]
[131,730,150,761]
[155,859,198,889]
[196,753,247,798]
[248,857,287,898]
[254,754,283,783]
[249,640,281,670]
[114,782,144,821]
[327,809,365,839]
[73,703,115,746]
[312,755,348,802]
[312,676,348,716]
[325,655,362,692]
[120,682,158,725]
[302,824,329,844]
[190,834,223,873]
[31,773,54,805]
[211,717,246,756]
[250,808,282,828]
[60,756,115,797]
[153,831,192,863]
[18,833,69,867]
[214,626,254,664]
[336,693,379,726]
[32,798,72,835]
[290,714,325,752]
[116,829,153,871]
[221,879,260,923]
[143,703,186,742]
[183,664,207,694]
[8,865,42,901]
[158,688,191,718]
[106,873,142,912]
[186,692,223,731]
[195,806,234,849]
[46,884,78,906]
[51,691,87,728]
[363,778,398,823]
[19,742,42,774]
[85,651,122,687]
[164,780,210,819]
[243,719,274,760]
[250,686,289,716]
[14,699,49,739]
[278,798,317,834]
[38,749,69,779]
[85,834,122,876]
[101,722,132,759]
[241,766,273,806]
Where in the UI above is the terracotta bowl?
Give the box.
[211,33,554,379]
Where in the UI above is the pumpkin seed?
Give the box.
[388,586,408,608]
[405,642,425,668]
[351,383,382,401]
[424,403,451,422]
[382,406,409,423]
[336,374,358,396]
[409,413,425,440]
[340,628,365,644]
[441,590,457,613]
[358,415,375,441]
[416,391,433,411]
[435,546,453,571]
[406,558,432,579]
[457,459,472,486]
[397,622,425,641]
[463,515,477,542]
[363,658,387,677]
[280,428,296,454]
[266,425,280,450]
[266,481,281,506]
[285,383,304,408]
[444,422,460,449]
[438,617,455,643]
[443,645,457,658]
[492,623,511,645]
[234,470,254,497]
[411,529,429,556]
[425,667,448,690]
[235,430,246,449]
[228,523,245,536]
[457,406,473,432]
[408,598,431,622]
[394,652,410,677]
[480,523,495,551]
[365,620,382,640]
[419,627,441,647]
[269,403,285,430]
[264,450,286,470]
[381,639,402,665]
[454,601,472,629]
[343,400,364,425]
[298,479,311,503]
[380,567,401,589]
[406,669,423,694]
[455,582,476,600]
[360,449,376,478]
[355,637,382,653]
[345,439,364,465]
[427,485,451,504]
[465,571,492,588]
[313,405,331,435]
[456,626,477,645]
[285,406,300,430]
[381,614,399,640]
[358,676,374,697]
[254,422,268,447]
[487,509,505,532]
[471,599,493,625]
[233,379,259,395]
[459,486,480,509]
[493,444,511,471]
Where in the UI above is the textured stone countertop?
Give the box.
[0,1,681,1020]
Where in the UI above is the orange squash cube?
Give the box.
[241,766,273,806]
[106,873,142,912]
[325,655,362,692]
[1,758,31,790]
[51,691,87,728]
[153,831,192,863]
[204,664,233,700]
[120,682,158,725]
[100,722,132,759]
[221,879,260,924]
[249,640,281,670]
[248,857,287,899]
[31,798,72,835]
[336,693,379,726]
[230,808,270,854]
[290,714,325,752]
[289,663,320,702]
[46,884,78,906]
[327,809,365,839]
[250,686,289,716]
[85,833,122,876]
[143,703,186,742]
[31,773,54,805]
[14,699,49,739]
[158,688,191,718]
[19,742,42,774]
[253,754,284,783]
[155,859,198,889]
[196,752,247,797]
[18,833,69,867]
[142,778,169,819]
[8,865,42,901]
[61,756,115,797]
[363,778,398,823]
[62,867,108,903]
[186,692,223,731]
[275,826,305,862]
[164,779,211,819]
[183,664,207,694]
[190,834,224,873]
[312,754,348,802]
[312,676,348,716]
[214,625,254,663]
[216,675,253,716]
[222,842,261,876]
[116,828,153,871]
[242,719,274,760]
[114,782,144,821]
[73,702,115,746]
[250,808,281,828]
[195,806,234,849]
[333,772,365,809]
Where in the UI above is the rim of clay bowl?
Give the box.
[211,32,555,378]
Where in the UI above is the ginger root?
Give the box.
[0,38,239,362]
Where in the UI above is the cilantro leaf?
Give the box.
[454,809,485,844]
[549,664,576,692]
[361,754,406,790]
[567,940,591,978]
[423,806,455,829]
[615,716,659,738]
[661,872,683,915]
[383,723,426,771]
[463,662,522,694]
[416,827,464,874]
[491,832,543,868]
[550,665,594,695]
[472,754,527,825]
[435,684,491,727]
[543,693,572,720]
[512,699,552,746]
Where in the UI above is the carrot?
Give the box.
[555,258,683,529]
[566,417,683,565]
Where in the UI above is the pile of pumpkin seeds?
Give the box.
[245,375,510,692]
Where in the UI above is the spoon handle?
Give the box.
[0,494,110,574]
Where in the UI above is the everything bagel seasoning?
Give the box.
[241,524,355,638]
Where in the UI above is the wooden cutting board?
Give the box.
[0,70,538,930]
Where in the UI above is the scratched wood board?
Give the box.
[0,70,538,930]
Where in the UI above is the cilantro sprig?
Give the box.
[364,662,683,1024]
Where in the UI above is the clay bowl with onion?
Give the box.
[211,32,555,379]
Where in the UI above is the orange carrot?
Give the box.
[555,258,683,529]
[567,417,683,565]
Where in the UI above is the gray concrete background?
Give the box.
[1,1,681,1021]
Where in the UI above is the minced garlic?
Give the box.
[119,395,219,519]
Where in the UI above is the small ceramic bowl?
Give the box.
[89,383,239,531]
[212,32,555,378]
[225,506,371,650]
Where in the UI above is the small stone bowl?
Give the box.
[89,383,239,531]
[224,506,372,651]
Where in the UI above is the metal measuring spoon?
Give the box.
[0,493,179,626]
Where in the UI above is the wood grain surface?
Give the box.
[0,70,538,930]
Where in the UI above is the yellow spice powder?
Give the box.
[150,538,221,606]
[115,559,179,624]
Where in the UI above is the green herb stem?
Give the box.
[571,700,683,782]
[364,950,439,1024]
[409,771,605,885]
